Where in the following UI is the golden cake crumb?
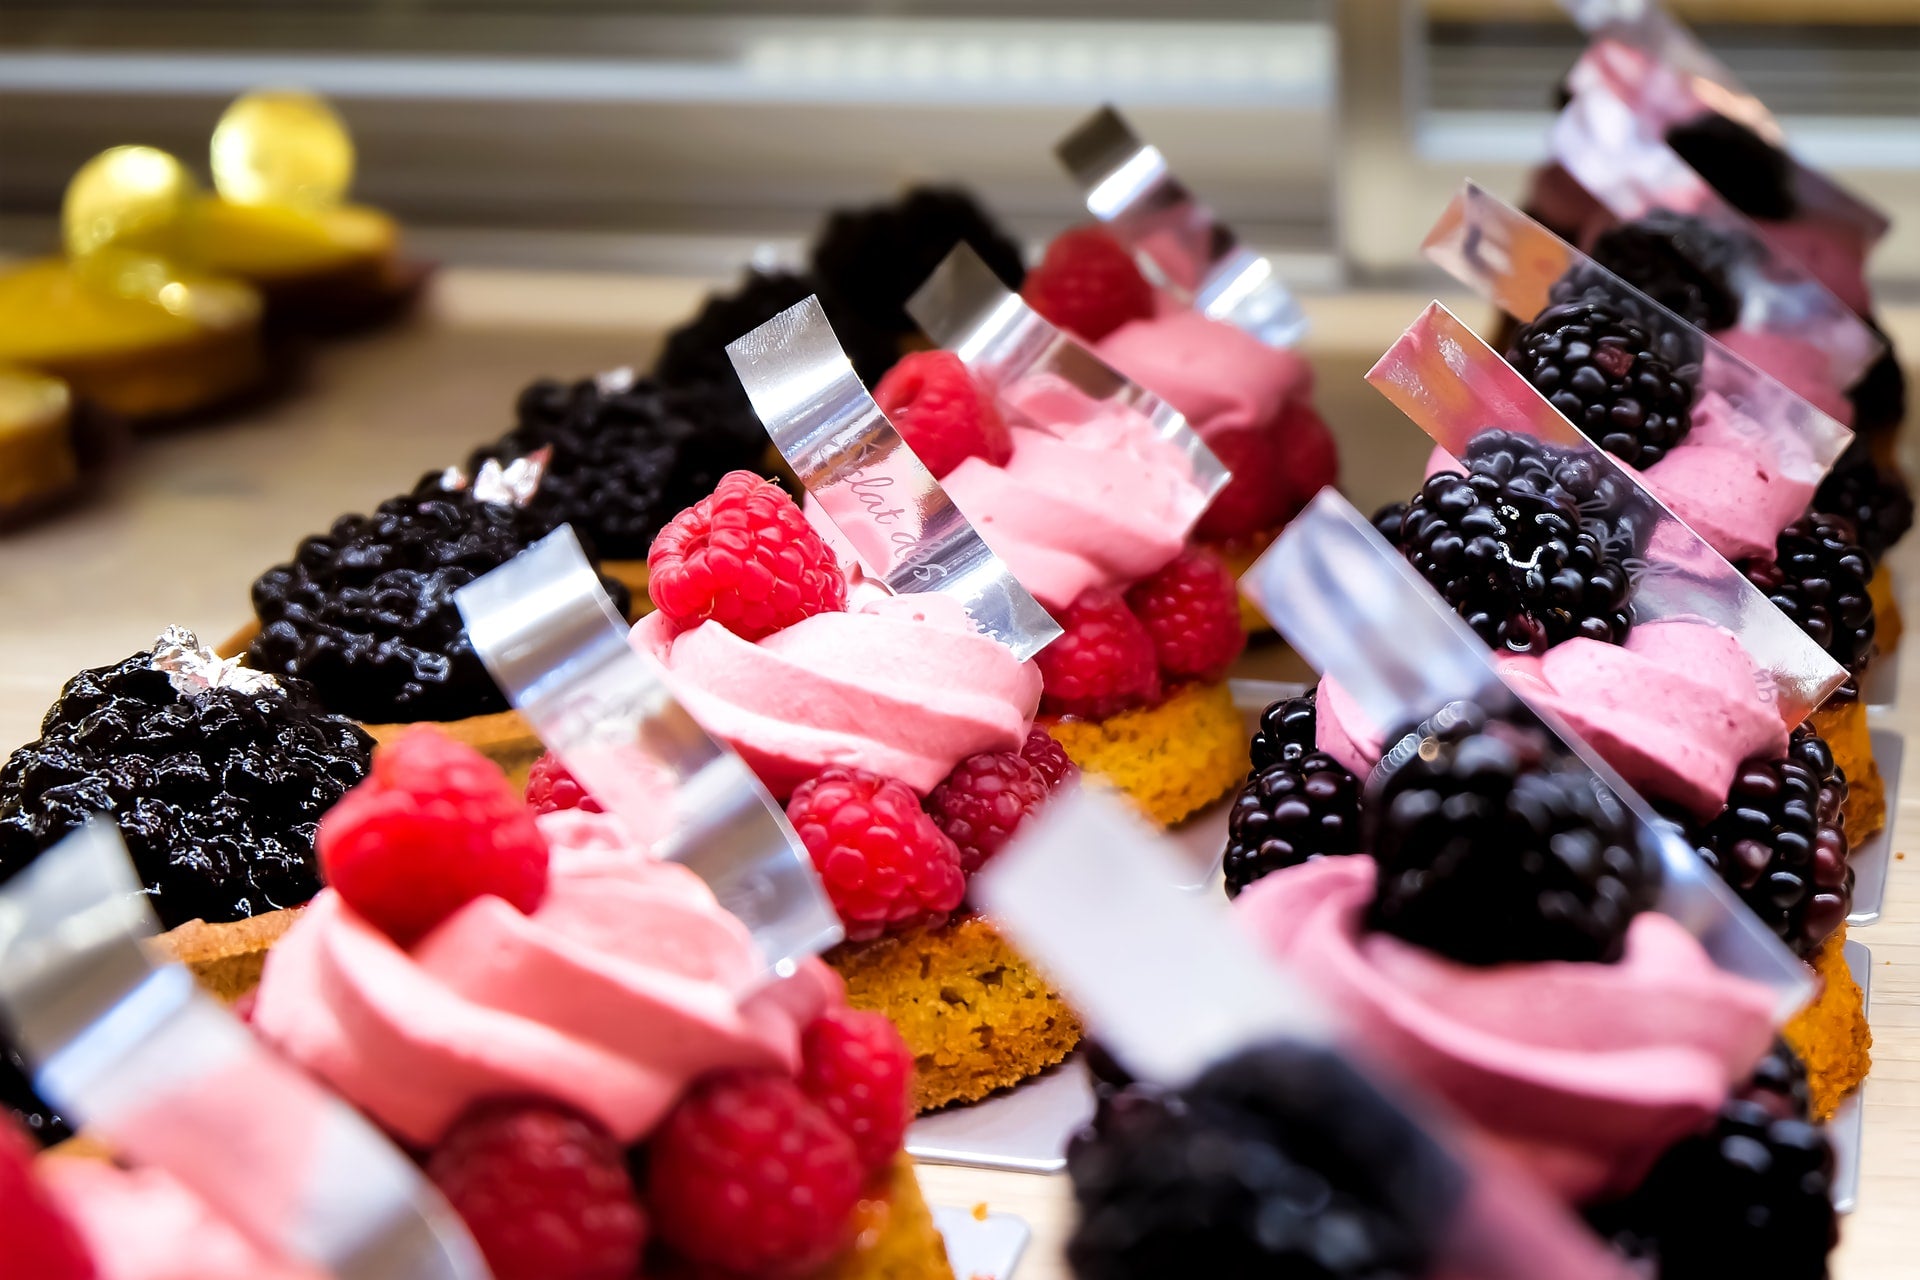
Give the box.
[154,908,303,1002]
[808,1156,955,1280]
[1869,562,1903,657]
[1810,698,1884,844]
[1783,927,1871,1122]
[829,916,1081,1113]
[1045,680,1248,827]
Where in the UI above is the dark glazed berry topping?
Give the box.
[0,642,372,927]
[655,268,900,397]
[1666,110,1800,222]
[1366,703,1663,966]
[1226,688,1361,898]
[1686,724,1851,958]
[1739,513,1877,678]
[247,481,630,723]
[472,373,771,561]
[1847,316,1908,440]
[1378,432,1641,655]
[1507,299,1700,468]
[1812,440,1912,567]
[810,186,1027,341]
[1584,210,1748,333]
[1067,1041,1458,1280]
[1248,686,1321,772]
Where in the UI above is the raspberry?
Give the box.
[524,753,602,816]
[798,1007,914,1173]
[647,470,848,641]
[317,727,549,945]
[1021,226,1156,343]
[0,1122,96,1280]
[927,750,1051,873]
[1035,589,1163,720]
[786,767,965,942]
[1020,726,1078,791]
[872,350,1013,479]
[1193,401,1337,542]
[426,1101,645,1280]
[1125,549,1247,682]
[648,1071,863,1277]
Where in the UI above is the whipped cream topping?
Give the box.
[1097,308,1313,441]
[1637,391,1821,564]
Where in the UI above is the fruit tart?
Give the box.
[244,725,953,1280]
[0,367,81,528]
[237,464,631,784]
[624,471,1079,1110]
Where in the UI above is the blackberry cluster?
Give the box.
[1666,110,1799,222]
[1377,431,1641,655]
[1506,299,1700,468]
[0,647,372,926]
[655,268,900,395]
[1848,316,1909,440]
[810,186,1027,341]
[1584,210,1747,333]
[1366,703,1663,966]
[2,1034,70,1148]
[1589,1041,1837,1280]
[247,483,631,723]
[1225,689,1362,898]
[1739,513,1876,677]
[1066,1041,1458,1280]
[472,374,770,561]
[1688,725,1851,958]
[1812,438,1913,566]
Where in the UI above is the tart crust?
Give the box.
[1869,562,1903,659]
[1810,696,1885,845]
[1783,925,1872,1122]
[0,367,78,518]
[1045,679,1249,828]
[829,915,1081,1114]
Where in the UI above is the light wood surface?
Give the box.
[1,269,1914,1279]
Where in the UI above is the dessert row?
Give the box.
[2,9,1914,1280]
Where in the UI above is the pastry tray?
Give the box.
[933,1205,1031,1280]
[1848,729,1903,925]
[1833,939,1871,1214]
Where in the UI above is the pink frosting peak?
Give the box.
[631,592,1040,798]
[1236,857,1775,1203]
[1713,329,1855,427]
[1638,392,1819,563]
[38,1159,322,1280]
[1097,310,1313,437]
[942,373,1208,610]
[251,811,841,1148]
[1754,216,1874,319]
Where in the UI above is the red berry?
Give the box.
[647,470,848,641]
[927,750,1051,873]
[1125,549,1248,682]
[798,1007,914,1174]
[1019,726,1078,791]
[318,727,549,946]
[1034,589,1162,719]
[786,767,965,942]
[872,350,1013,479]
[0,1122,96,1280]
[524,753,602,816]
[1193,402,1339,542]
[648,1072,862,1277]
[1021,226,1156,343]
[426,1101,645,1280]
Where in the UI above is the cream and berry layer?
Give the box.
[1238,856,1776,1203]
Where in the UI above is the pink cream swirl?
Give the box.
[250,810,841,1148]
[630,591,1042,798]
[1236,857,1776,1203]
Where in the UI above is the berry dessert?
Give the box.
[0,367,81,529]
[244,728,953,1280]
[239,466,631,783]
[1021,224,1338,624]
[629,471,1078,1109]
[468,368,780,603]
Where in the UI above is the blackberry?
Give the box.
[1812,438,1912,566]
[1666,110,1799,222]
[472,373,771,561]
[1584,210,1747,332]
[1226,687,1362,897]
[810,185,1027,341]
[246,482,631,724]
[654,268,900,395]
[1686,724,1851,958]
[0,640,372,926]
[1383,433,1638,654]
[1066,1041,1457,1280]
[1506,299,1699,468]
[2,1033,70,1148]
[1847,316,1908,441]
[1366,703,1663,966]
[1738,513,1876,677]
[1588,1045,1837,1279]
